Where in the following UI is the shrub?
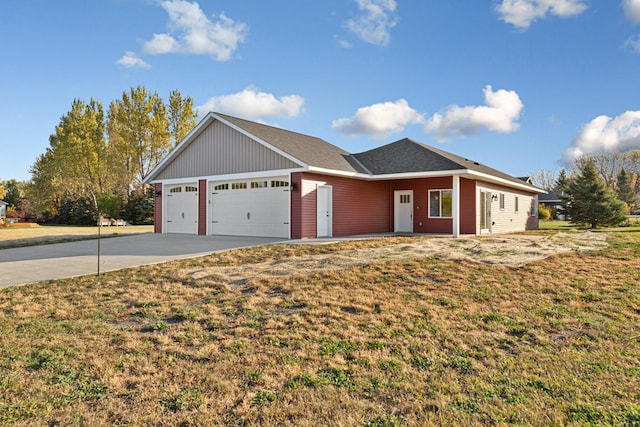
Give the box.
[124,187,154,225]
[538,204,552,220]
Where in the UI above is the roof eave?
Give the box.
[144,112,309,184]
[144,112,218,183]
[466,170,546,193]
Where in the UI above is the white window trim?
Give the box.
[428,189,453,219]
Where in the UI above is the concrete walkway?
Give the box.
[0,234,283,288]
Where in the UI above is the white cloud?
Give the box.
[116,51,150,69]
[332,99,424,139]
[562,111,640,162]
[346,0,398,46]
[143,33,181,55]
[625,35,640,53]
[496,0,588,29]
[623,0,640,23]
[140,0,248,61]
[196,87,305,119]
[424,86,524,141]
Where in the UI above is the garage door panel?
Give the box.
[210,177,289,238]
[166,183,198,234]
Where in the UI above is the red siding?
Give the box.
[198,179,207,235]
[298,173,391,238]
[390,177,454,234]
[154,183,162,233]
[290,172,303,239]
[293,174,484,238]
[460,178,476,234]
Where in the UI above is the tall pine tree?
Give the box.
[616,169,635,213]
[562,161,627,228]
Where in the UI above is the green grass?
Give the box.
[0,232,638,425]
[539,217,640,231]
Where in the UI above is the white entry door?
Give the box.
[394,190,413,233]
[317,185,332,237]
[165,183,198,234]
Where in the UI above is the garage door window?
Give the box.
[251,181,268,189]
[271,180,289,188]
[185,186,197,192]
[214,183,229,191]
[170,187,182,193]
[232,182,247,190]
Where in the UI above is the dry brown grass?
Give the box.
[0,232,639,426]
[0,225,153,248]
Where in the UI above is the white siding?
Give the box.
[477,182,537,234]
[156,120,301,180]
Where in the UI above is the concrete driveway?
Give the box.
[0,233,283,288]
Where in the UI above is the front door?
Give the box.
[317,185,332,237]
[394,190,413,233]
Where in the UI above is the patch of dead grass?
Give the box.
[0,232,638,426]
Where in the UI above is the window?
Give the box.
[429,190,452,218]
[271,180,289,188]
[251,181,268,189]
[185,186,198,192]
[169,187,182,193]
[214,183,229,191]
[400,194,411,204]
[515,196,519,213]
[531,198,538,217]
[499,193,505,210]
[232,182,247,190]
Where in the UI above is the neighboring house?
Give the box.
[145,112,544,239]
[0,200,7,221]
[538,191,565,219]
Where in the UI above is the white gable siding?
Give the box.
[155,120,301,180]
[477,182,537,234]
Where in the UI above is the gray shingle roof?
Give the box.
[353,138,535,189]
[155,113,540,193]
[216,113,366,174]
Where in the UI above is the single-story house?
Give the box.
[0,200,8,221]
[145,112,544,239]
[539,190,566,220]
[538,191,564,210]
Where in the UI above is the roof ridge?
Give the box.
[215,112,349,152]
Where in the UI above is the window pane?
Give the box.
[442,190,452,217]
[429,191,440,217]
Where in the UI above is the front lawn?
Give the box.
[0,233,638,425]
[0,225,153,249]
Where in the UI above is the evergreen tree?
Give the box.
[561,161,627,228]
[616,168,635,213]
[554,169,568,192]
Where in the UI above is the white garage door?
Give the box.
[165,183,198,234]
[210,176,289,238]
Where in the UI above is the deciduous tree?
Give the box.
[168,89,197,147]
[107,86,171,190]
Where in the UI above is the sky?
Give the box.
[2,0,640,183]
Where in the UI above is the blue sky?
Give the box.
[2,0,640,182]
